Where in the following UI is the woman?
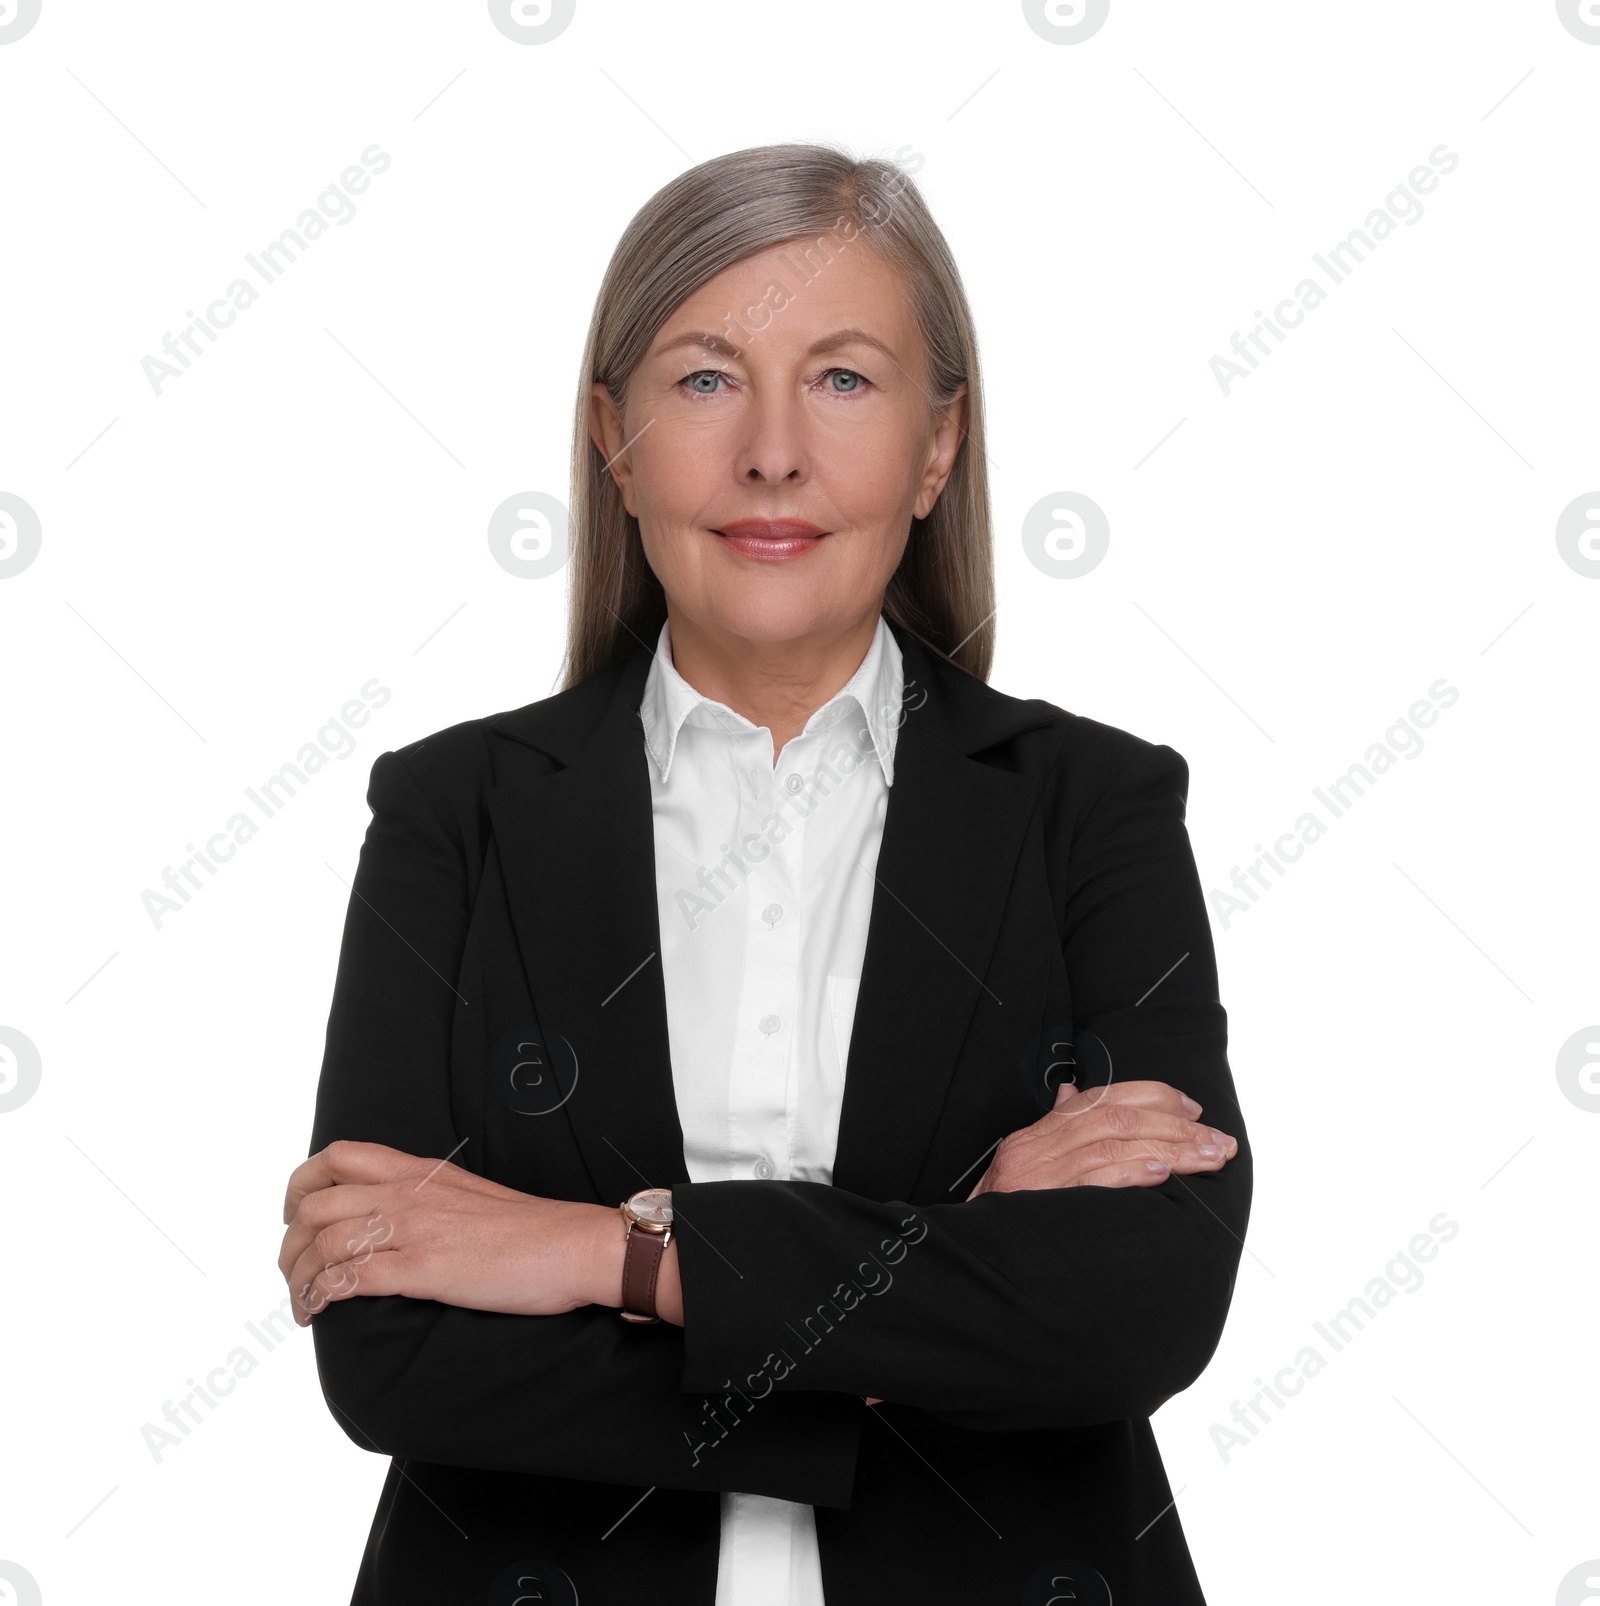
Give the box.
[279,143,1250,1606]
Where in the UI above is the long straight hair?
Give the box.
[558,142,995,691]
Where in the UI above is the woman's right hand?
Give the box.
[965,1078,1237,1199]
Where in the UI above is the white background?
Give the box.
[1,1,1596,1601]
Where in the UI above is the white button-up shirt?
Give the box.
[639,612,904,1606]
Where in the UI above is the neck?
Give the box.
[664,608,883,759]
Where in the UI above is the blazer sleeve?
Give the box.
[304,747,862,1505]
[672,738,1252,1433]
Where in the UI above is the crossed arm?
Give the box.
[282,741,1249,1498]
[279,1072,1238,1329]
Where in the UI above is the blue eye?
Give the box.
[676,366,869,397]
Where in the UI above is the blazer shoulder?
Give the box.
[961,667,1175,766]
[373,659,629,811]
[1040,701,1183,769]
[900,629,1176,788]
[996,692,1190,814]
[380,713,499,796]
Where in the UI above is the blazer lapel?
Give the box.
[828,626,1041,1201]
[486,651,690,1207]
[484,620,1048,1210]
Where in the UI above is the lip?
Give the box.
[714,518,828,562]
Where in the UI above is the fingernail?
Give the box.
[1210,1129,1233,1149]
[1146,1160,1169,1173]
[1181,1095,1201,1116]
[1196,1142,1224,1159]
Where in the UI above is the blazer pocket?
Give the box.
[826,973,862,1080]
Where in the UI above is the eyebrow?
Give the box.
[653,326,900,364]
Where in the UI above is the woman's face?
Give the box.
[589,239,968,650]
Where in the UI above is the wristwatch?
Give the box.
[618,1187,674,1323]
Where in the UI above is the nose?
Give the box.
[734,385,809,486]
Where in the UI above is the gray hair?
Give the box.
[560,140,994,689]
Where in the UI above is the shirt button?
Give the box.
[749,767,762,792]
[754,1155,775,1179]
[762,903,783,927]
[758,1013,780,1035]
[786,773,804,794]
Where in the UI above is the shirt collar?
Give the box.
[639,613,903,787]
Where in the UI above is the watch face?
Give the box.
[629,1187,673,1226]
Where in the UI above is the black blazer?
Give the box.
[306,617,1252,1606]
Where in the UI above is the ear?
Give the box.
[588,381,638,517]
[912,382,969,520]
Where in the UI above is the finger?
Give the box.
[992,1126,1238,1193]
[1065,1078,1191,1108]
[1024,1106,1237,1169]
[965,1083,1232,1196]
[973,1142,1164,1193]
[282,1140,419,1225]
[1075,1135,1237,1178]
[285,1214,410,1322]
[1073,1158,1180,1189]
[1073,1137,1253,1188]
[290,1247,408,1324]
[1033,1079,1201,1137]
[290,1214,395,1306]
[1089,1111,1237,1154]
[278,1184,393,1279]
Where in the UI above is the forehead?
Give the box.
[653,238,917,356]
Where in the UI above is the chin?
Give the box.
[698,592,860,647]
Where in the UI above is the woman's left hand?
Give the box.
[278,1139,615,1326]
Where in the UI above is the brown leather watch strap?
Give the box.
[620,1216,670,1323]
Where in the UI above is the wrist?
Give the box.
[610,1190,685,1327]
[580,1202,629,1309]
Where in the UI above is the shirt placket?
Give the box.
[727,729,803,1182]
